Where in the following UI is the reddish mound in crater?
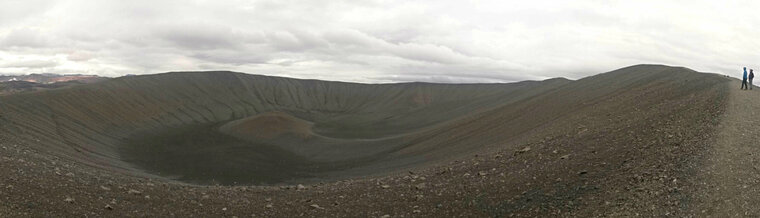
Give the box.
[219,111,314,140]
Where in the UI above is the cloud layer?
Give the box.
[0,0,758,83]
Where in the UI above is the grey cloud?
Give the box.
[191,51,271,66]
[0,0,57,27]
[0,1,757,82]
[265,30,328,52]
[1,28,50,48]
[157,23,243,50]
[67,51,94,62]
[1,59,58,68]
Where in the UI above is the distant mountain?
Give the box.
[0,73,109,95]
[0,80,98,96]
[0,73,107,84]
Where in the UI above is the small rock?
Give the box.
[105,204,113,210]
[100,186,111,191]
[380,215,391,218]
[560,154,570,159]
[64,197,75,203]
[222,207,227,211]
[266,204,273,209]
[415,183,426,190]
[478,172,487,176]
[265,197,272,202]
[494,154,503,159]
[413,195,424,201]
[516,146,531,154]
[413,209,421,213]
[297,184,306,190]
[310,204,324,210]
[381,185,390,189]
[127,189,142,195]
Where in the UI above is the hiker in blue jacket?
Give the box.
[750,69,755,90]
[742,67,749,90]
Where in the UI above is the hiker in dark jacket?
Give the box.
[742,67,749,90]
[750,69,755,90]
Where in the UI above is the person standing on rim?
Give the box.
[742,67,749,90]
[750,69,755,90]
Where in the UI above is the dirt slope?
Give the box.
[0,64,736,217]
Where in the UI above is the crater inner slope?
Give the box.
[0,65,726,186]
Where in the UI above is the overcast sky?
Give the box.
[0,0,758,83]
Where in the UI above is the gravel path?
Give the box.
[699,81,760,216]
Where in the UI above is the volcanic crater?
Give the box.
[0,68,577,185]
[1,64,742,216]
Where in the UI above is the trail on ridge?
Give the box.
[697,80,760,216]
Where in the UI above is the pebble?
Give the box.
[415,183,426,190]
[517,146,531,153]
[105,204,113,210]
[297,184,306,190]
[413,195,424,201]
[64,197,75,203]
[310,204,324,210]
[128,189,142,195]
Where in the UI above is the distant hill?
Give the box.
[0,73,108,95]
